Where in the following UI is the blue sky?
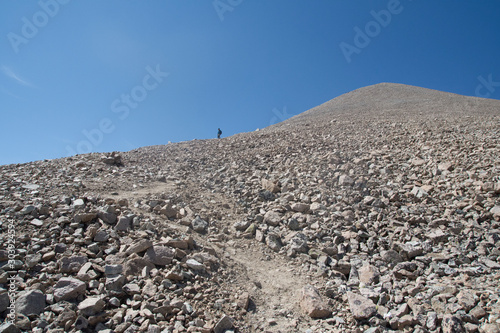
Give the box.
[1,1,499,165]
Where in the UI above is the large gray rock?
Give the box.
[291,202,310,213]
[53,277,86,302]
[78,297,105,316]
[115,216,131,231]
[104,264,123,276]
[59,256,88,273]
[144,246,175,266]
[191,216,208,233]
[289,233,309,254]
[123,257,156,277]
[98,205,117,224]
[0,292,9,312]
[263,211,281,226]
[358,264,380,285]
[15,289,46,316]
[105,274,125,291]
[456,290,477,311]
[266,233,282,252]
[0,323,21,333]
[347,291,377,320]
[441,314,465,333]
[300,285,331,318]
[94,230,109,242]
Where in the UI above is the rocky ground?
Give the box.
[0,83,499,333]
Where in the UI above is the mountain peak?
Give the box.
[279,82,500,126]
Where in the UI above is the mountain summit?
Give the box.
[0,83,499,332]
[281,82,500,127]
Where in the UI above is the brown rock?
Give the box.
[262,178,280,193]
[347,291,376,320]
[300,285,331,319]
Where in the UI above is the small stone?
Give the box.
[126,239,153,254]
[165,269,184,281]
[214,315,234,333]
[73,199,85,208]
[262,179,280,193]
[160,204,177,218]
[438,162,453,171]
[94,230,109,242]
[339,175,354,186]
[263,211,281,226]
[411,158,426,166]
[480,323,500,333]
[75,316,89,330]
[186,259,205,271]
[142,280,158,297]
[266,233,282,252]
[457,290,477,311]
[237,292,250,310]
[105,274,125,291]
[441,314,465,333]
[397,315,417,330]
[233,220,250,231]
[491,206,500,220]
[381,250,403,265]
[30,219,43,227]
[427,312,438,330]
[291,202,310,213]
[192,216,208,233]
[98,207,117,224]
[74,213,97,223]
[123,283,141,295]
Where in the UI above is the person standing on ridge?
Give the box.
[217,128,222,139]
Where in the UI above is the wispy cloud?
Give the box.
[1,65,35,88]
[0,85,20,99]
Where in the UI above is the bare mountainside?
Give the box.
[1,83,499,333]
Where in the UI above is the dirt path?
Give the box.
[225,242,310,332]
[99,181,313,332]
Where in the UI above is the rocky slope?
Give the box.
[1,83,499,333]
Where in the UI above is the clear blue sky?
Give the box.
[1,1,499,165]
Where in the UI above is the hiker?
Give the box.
[217,128,222,139]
